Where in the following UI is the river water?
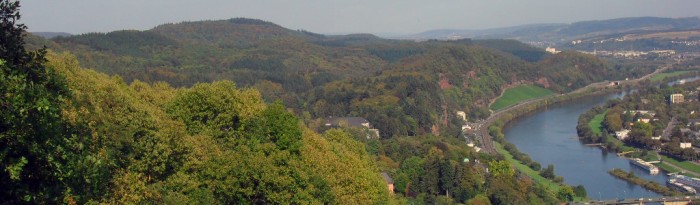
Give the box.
[503,91,665,200]
[503,76,700,200]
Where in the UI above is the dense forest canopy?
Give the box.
[38,17,655,139]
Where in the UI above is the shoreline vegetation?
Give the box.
[607,168,683,197]
[486,79,635,202]
[484,65,690,202]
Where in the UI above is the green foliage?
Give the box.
[588,110,607,135]
[650,71,692,82]
[540,164,556,180]
[603,110,622,133]
[39,18,651,140]
[166,81,264,136]
[573,185,587,198]
[466,194,492,205]
[306,129,391,203]
[12,11,665,205]
[488,160,514,177]
[608,168,682,196]
[556,186,575,202]
[0,1,71,202]
[2,50,396,204]
[242,102,302,152]
[473,39,549,62]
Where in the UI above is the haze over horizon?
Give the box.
[20,0,700,36]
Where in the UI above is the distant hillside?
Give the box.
[397,23,564,41]
[30,32,71,39]
[472,39,550,62]
[401,17,700,44]
[35,17,652,138]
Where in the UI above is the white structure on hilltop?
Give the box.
[545,47,561,54]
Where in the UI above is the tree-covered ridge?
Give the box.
[2,7,394,201]
[38,18,653,139]
[5,49,569,204]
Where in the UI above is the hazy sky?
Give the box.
[19,0,700,35]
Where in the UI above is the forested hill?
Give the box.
[38,18,652,138]
[402,16,700,43]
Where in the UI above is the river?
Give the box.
[503,76,700,200]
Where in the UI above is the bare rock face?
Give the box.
[439,73,452,89]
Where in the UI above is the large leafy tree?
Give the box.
[0,0,70,203]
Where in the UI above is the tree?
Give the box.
[0,0,71,203]
[466,194,492,205]
[242,101,302,152]
[556,186,575,202]
[488,160,514,178]
[438,158,455,196]
[422,148,443,195]
[603,112,623,132]
[454,163,482,203]
[573,185,587,198]
[540,164,556,179]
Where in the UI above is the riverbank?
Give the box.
[474,64,672,201]
[608,168,683,196]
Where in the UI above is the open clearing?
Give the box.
[491,85,554,111]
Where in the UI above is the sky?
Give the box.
[19,0,700,36]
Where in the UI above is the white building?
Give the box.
[462,125,472,131]
[456,111,467,122]
[681,142,692,149]
[671,94,685,104]
[616,129,631,140]
[638,118,651,123]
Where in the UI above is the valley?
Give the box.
[4,0,700,204]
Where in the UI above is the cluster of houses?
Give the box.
[615,110,659,141]
[614,105,700,151]
[457,111,483,153]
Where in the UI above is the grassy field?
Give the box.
[588,110,607,135]
[661,155,700,174]
[650,71,692,82]
[491,85,555,111]
[657,162,680,173]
